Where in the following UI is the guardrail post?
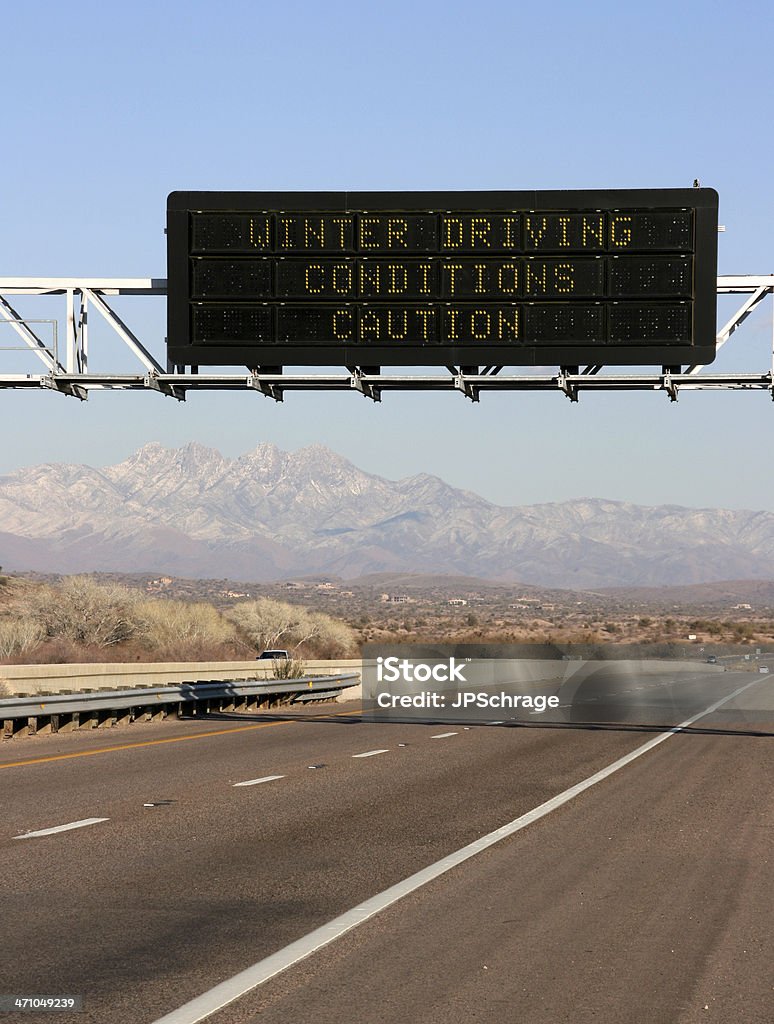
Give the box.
[80,709,97,729]
[34,694,54,734]
[35,713,52,735]
[4,719,14,739]
[59,711,77,732]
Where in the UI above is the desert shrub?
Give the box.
[270,656,307,679]
[22,576,141,648]
[135,598,238,656]
[0,618,44,659]
[307,611,358,656]
[226,598,357,656]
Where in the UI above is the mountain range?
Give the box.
[0,441,773,589]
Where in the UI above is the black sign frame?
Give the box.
[166,189,718,368]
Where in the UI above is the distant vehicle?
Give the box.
[707,655,718,664]
[760,666,770,674]
[257,649,289,660]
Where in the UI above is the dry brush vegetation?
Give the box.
[0,575,357,664]
[1,570,772,665]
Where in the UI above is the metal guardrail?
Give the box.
[1,673,360,737]
[0,658,362,696]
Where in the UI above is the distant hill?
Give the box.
[600,579,774,607]
[1,441,774,589]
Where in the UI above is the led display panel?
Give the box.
[167,189,718,367]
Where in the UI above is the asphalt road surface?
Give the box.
[1,669,772,1024]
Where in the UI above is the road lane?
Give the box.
[1,709,657,1023]
[151,673,771,1024]
[212,710,774,1024]
[2,672,771,1024]
[0,706,393,836]
[2,668,762,839]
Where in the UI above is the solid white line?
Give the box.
[351,749,389,758]
[233,775,285,787]
[431,732,458,739]
[14,817,109,839]
[151,678,758,1024]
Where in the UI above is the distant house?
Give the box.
[733,603,752,611]
[448,598,468,606]
[146,576,173,592]
[381,594,411,604]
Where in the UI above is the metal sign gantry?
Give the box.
[0,275,772,403]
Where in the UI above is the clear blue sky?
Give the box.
[2,0,773,511]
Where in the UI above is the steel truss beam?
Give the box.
[0,276,772,402]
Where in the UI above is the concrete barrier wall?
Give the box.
[0,659,363,699]
[0,656,715,701]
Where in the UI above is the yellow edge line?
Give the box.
[0,706,363,771]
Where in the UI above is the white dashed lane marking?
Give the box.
[352,749,389,758]
[233,775,286,787]
[431,732,458,739]
[14,818,109,839]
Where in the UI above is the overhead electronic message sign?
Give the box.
[166,189,718,368]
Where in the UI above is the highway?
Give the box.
[1,669,772,1023]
